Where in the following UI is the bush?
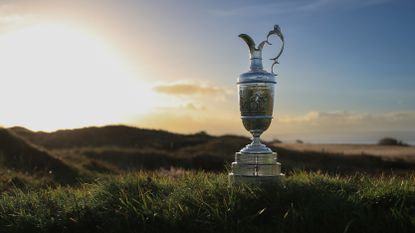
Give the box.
[377,137,407,146]
[269,139,282,144]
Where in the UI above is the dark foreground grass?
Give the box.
[0,171,414,233]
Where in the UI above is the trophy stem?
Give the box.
[239,130,272,154]
[252,131,262,146]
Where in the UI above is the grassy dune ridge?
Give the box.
[0,171,414,233]
[6,125,415,177]
[0,128,79,185]
[0,125,414,192]
[1,125,415,232]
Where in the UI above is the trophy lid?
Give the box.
[237,25,284,84]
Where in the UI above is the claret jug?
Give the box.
[229,25,285,185]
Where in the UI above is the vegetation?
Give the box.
[0,128,79,185]
[378,137,408,146]
[1,125,415,232]
[0,125,414,190]
[9,125,214,150]
[0,171,414,233]
[269,138,282,144]
[277,143,415,159]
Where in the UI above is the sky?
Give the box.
[0,0,414,144]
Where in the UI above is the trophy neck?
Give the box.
[250,58,263,71]
[250,49,264,71]
[239,34,266,72]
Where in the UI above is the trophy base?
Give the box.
[228,152,284,186]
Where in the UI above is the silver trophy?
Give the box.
[229,25,285,185]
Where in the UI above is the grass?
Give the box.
[0,171,414,233]
[2,126,415,232]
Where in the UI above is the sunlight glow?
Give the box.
[0,23,159,131]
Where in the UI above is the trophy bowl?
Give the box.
[238,79,275,154]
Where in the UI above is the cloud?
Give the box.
[0,4,25,24]
[212,0,393,17]
[153,82,229,96]
[278,111,367,125]
[133,109,241,136]
[0,3,32,33]
[277,111,415,128]
[183,103,207,111]
[270,111,415,143]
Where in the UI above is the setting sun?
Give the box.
[0,23,159,131]
[0,0,413,143]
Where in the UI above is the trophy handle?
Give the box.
[261,25,285,76]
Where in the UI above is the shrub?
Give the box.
[377,137,407,146]
[269,139,282,144]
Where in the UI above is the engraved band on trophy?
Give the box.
[229,25,285,185]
